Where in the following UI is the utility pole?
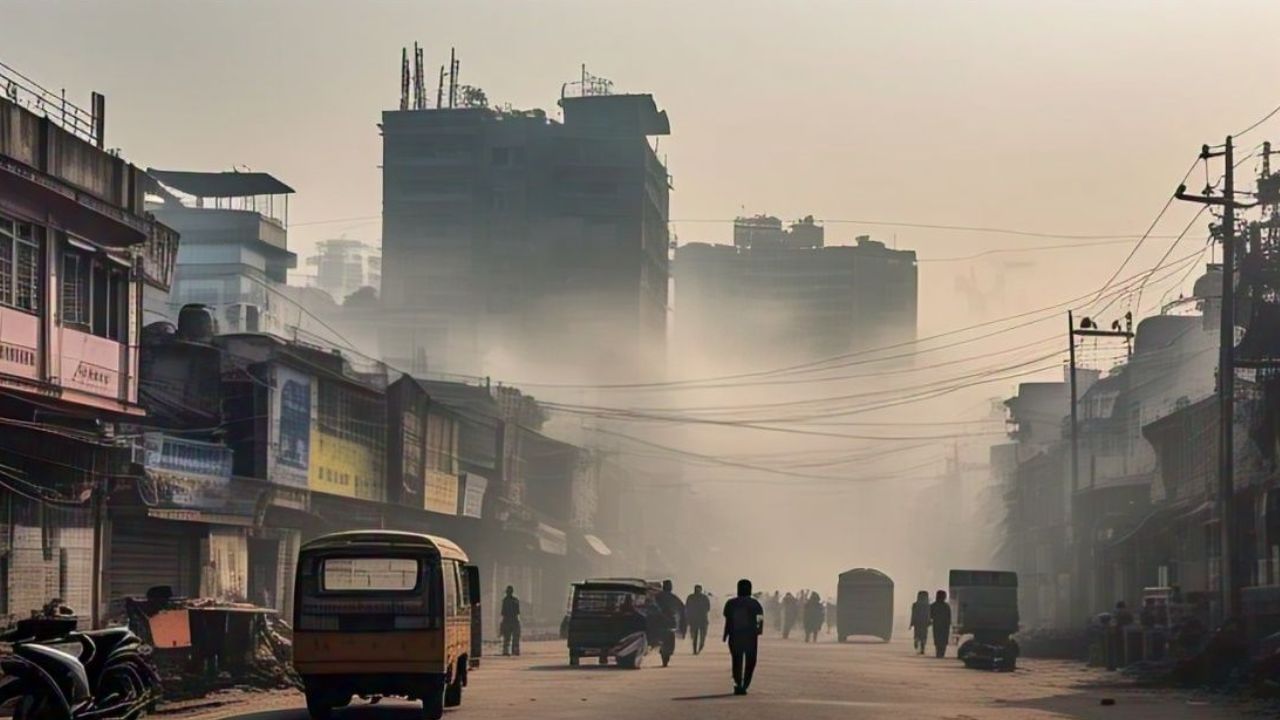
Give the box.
[1069,311,1079,494]
[1067,311,1133,493]
[1177,136,1255,620]
[1067,311,1133,617]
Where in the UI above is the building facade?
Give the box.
[674,226,918,367]
[380,87,672,380]
[0,83,179,625]
[303,238,381,304]
[145,169,297,335]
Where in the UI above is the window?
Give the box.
[442,560,458,617]
[62,243,129,341]
[0,215,42,312]
[427,414,456,473]
[62,250,89,328]
[321,557,420,592]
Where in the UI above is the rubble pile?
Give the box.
[122,592,301,700]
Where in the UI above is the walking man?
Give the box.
[655,579,686,667]
[724,578,764,696]
[781,592,798,639]
[910,590,931,655]
[500,585,521,656]
[930,590,952,658]
[803,592,824,643]
[685,584,712,655]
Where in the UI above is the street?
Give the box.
[162,638,1256,720]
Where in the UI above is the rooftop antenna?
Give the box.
[436,65,445,108]
[448,48,459,108]
[413,43,425,109]
[400,47,410,111]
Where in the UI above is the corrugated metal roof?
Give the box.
[147,169,294,197]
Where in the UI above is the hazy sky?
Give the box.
[7,0,1278,340]
[8,0,1274,590]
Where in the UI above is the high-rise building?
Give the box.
[304,238,381,304]
[380,74,671,380]
[674,220,917,366]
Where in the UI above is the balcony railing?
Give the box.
[0,60,99,147]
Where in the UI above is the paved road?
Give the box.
[190,637,1255,720]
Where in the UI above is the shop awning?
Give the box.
[582,534,612,557]
[537,523,568,556]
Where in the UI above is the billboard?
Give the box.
[270,365,312,488]
[425,469,459,515]
[310,432,384,501]
[385,377,427,507]
[141,433,234,511]
[459,472,487,518]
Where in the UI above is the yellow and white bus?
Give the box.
[293,531,480,719]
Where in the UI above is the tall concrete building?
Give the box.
[380,79,671,380]
[304,238,381,304]
[674,217,917,366]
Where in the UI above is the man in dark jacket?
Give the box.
[685,584,712,655]
[910,590,931,655]
[500,585,521,656]
[724,578,764,695]
[930,590,952,658]
[655,579,686,667]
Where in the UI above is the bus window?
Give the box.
[322,557,420,592]
[443,560,459,617]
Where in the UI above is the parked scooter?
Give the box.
[0,600,160,720]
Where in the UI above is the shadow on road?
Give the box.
[526,663,628,672]
[220,703,431,720]
[670,693,738,701]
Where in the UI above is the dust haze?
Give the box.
[3,0,1264,598]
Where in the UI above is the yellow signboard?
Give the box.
[425,469,459,515]
[309,431,385,501]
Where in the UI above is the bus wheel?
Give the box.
[422,683,445,720]
[305,689,334,720]
[444,673,463,708]
[569,650,581,666]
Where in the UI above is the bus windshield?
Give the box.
[321,556,422,592]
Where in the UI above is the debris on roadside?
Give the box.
[119,586,301,700]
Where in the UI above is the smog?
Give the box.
[0,3,1276,718]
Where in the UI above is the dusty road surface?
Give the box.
[167,637,1259,720]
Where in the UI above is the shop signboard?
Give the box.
[270,365,312,488]
[141,433,233,511]
[425,468,459,515]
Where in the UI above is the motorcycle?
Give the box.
[0,604,160,720]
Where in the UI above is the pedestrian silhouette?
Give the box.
[685,584,712,655]
[930,590,951,658]
[781,591,798,639]
[724,578,764,695]
[910,590,930,655]
[500,585,521,656]
[655,579,686,667]
[803,592,824,642]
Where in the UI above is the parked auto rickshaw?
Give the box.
[564,578,661,668]
[836,568,894,642]
[950,569,1019,670]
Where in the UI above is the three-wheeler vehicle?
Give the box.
[950,569,1020,670]
[564,578,662,668]
[294,531,481,719]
